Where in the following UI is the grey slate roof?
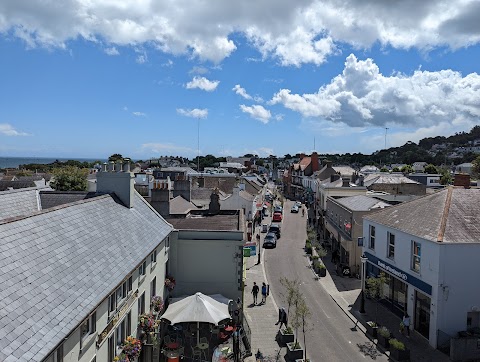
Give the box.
[0,180,36,191]
[335,195,391,211]
[0,188,42,220]
[365,187,480,243]
[0,192,173,361]
[170,195,197,214]
[39,191,98,210]
[363,173,420,187]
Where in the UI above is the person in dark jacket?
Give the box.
[275,307,288,328]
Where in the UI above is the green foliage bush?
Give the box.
[378,326,390,338]
[389,338,405,350]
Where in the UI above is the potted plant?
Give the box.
[305,241,312,255]
[389,338,410,361]
[121,336,142,360]
[277,326,295,345]
[314,261,327,277]
[150,295,164,314]
[165,275,176,291]
[113,353,129,362]
[286,341,304,361]
[377,326,390,348]
[138,313,158,334]
[366,321,378,339]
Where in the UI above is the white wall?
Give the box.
[50,235,170,362]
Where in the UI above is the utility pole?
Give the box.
[385,127,389,150]
[197,118,200,173]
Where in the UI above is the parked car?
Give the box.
[274,205,283,214]
[291,205,299,213]
[268,224,281,238]
[263,232,277,248]
[272,212,283,222]
[295,201,302,207]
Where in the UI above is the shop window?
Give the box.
[369,225,375,249]
[411,241,421,273]
[387,232,395,259]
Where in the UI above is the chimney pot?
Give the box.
[108,161,115,172]
[123,160,131,172]
[102,163,108,172]
[116,160,123,172]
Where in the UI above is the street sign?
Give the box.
[244,242,257,257]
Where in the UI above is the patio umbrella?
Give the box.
[162,292,231,343]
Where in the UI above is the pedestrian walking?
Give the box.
[251,282,259,305]
[275,307,288,329]
[402,313,410,337]
[261,282,268,304]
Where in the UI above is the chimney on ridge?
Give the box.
[97,159,135,208]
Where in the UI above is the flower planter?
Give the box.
[286,342,304,361]
[377,334,390,349]
[277,329,295,346]
[366,322,378,339]
[317,267,327,277]
[390,347,410,361]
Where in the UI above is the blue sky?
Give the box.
[0,0,479,160]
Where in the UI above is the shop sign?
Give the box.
[365,252,432,295]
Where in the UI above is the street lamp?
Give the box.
[360,254,368,314]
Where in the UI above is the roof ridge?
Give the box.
[0,193,111,226]
[437,186,453,242]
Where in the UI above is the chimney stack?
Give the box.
[97,160,135,208]
[311,152,319,172]
[342,177,351,187]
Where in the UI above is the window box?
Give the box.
[286,342,304,361]
[277,328,294,346]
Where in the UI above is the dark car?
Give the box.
[274,205,283,214]
[268,224,281,239]
[263,232,277,248]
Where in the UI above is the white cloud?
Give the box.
[104,47,119,55]
[136,54,147,64]
[258,147,274,156]
[177,108,208,119]
[240,104,271,124]
[141,143,194,155]
[271,53,480,129]
[132,111,146,117]
[189,66,209,75]
[3,1,480,65]
[275,114,284,121]
[186,77,219,92]
[232,84,252,100]
[0,123,29,136]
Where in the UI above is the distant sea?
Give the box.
[0,157,105,169]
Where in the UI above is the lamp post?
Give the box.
[360,254,368,314]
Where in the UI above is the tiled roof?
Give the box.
[0,192,172,361]
[365,187,480,243]
[299,157,311,171]
[39,191,98,210]
[334,195,391,211]
[363,173,420,187]
[170,195,197,214]
[166,212,241,231]
[333,166,356,177]
[0,188,41,220]
[0,180,36,191]
[239,190,255,202]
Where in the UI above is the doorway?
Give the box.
[414,290,431,339]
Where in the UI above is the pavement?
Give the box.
[242,201,450,362]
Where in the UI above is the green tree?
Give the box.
[366,272,387,326]
[473,156,480,179]
[392,167,400,172]
[380,166,389,172]
[108,153,124,162]
[279,278,300,324]
[297,296,311,359]
[50,166,88,191]
[400,165,414,174]
[423,164,438,174]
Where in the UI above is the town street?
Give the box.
[263,197,389,361]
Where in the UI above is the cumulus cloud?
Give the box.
[2,1,479,65]
[132,111,146,117]
[189,66,209,75]
[240,105,271,124]
[0,123,29,136]
[104,47,119,55]
[186,76,219,92]
[141,143,194,154]
[271,53,480,129]
[177,108,208,119]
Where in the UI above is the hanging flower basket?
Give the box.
[138,313,158,334]
[165,275,176,291]
[113,353,129,362]
[121,336,142,359]
[151,295,164,313]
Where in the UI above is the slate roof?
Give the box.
[0,192,173,361]
[334,195,391,211]
[365,187,480,243]
[0,188,41,220]
[363,173,420,187]
[333,166,356,178]
[239,190,255,202]
[166,211,241,231]
[0,180,36,191]
[39,191,99,210]
[170,195,197,215]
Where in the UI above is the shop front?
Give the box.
[364,252,432,337]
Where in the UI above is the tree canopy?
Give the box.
[50,166,88,191]
[423,164,438,174]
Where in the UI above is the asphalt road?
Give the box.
[263,194,388,361]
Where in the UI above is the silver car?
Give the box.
[263,232,277,248]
